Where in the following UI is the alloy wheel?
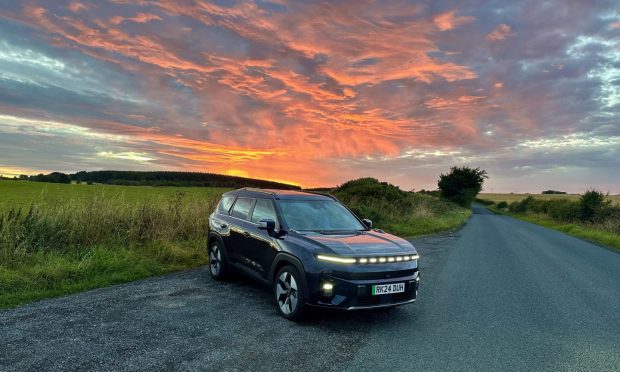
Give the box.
[210,244,221,276]
[276,271,298,315]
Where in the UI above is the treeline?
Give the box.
[13,171,300,190]
[14,172,71,184]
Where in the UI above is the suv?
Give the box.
[208,188,420,320]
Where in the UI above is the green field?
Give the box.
[480,193,620,205]
[0,180,469,309]
[0,180,230,207]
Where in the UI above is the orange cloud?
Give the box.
[487,24,514,41]
[433,10,475,31]
[109,13,162,25]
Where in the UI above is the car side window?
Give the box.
[230,197,254,220]
[251,199,277,223]
[217,195,235,214]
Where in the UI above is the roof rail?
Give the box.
[241,187,277,196]
[303,190,338,200]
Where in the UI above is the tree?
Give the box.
[579,189,610,222]
[438,167,488,208]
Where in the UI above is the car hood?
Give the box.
[294,230,416,255]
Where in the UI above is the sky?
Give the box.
[0,0,619,193]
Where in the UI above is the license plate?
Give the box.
[372,282,405,295]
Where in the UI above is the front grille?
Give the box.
[356,291,415,306]
[355,285,416,307]
[333,269,417,281]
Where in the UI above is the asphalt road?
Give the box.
[1,206,619,371]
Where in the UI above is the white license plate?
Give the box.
[372,282,405,295]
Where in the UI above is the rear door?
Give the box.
[227,197,255,263]
[212,194,236,250]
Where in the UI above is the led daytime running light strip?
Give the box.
[317,254,419,264]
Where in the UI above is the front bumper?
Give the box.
[307,270,420,310]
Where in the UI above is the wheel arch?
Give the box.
[269,253,309,296]
[208,232,226,251]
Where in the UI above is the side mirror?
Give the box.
[362,219,372,229]
[257,219,276,231]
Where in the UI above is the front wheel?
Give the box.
[274,265,307,320]
[209,241,230,280]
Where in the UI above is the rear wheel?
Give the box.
[274,265,307,320]
[209,241,230,280]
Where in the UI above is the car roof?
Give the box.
[225,188,335,200]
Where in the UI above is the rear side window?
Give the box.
[251,199,277,223]
[230,197,254,220]
[217,195,235,214]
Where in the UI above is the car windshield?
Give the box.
[278,199,366,232]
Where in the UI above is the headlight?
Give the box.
[317,253,419,264]
[316,254,356,264]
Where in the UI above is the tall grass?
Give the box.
[1,192,217,264]
[0,191,219,308]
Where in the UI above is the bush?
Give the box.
[438,167,488,208]
[336,178,406,203]
[497,201,508,209]
[333,178,470,236]
[580,189,611,222]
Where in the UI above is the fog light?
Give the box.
[322,282,334,297]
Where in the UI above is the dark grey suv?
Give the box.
[208,188,420,320]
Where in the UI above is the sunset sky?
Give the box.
[0,0,619,192]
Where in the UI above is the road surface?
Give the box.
[1,206,619,371]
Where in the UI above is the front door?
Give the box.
[246,198,280,278]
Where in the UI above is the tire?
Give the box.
[274,265,307,320]
[208,241,230,280]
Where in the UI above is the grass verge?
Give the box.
[489,208,620,252]
[0,242,208,309]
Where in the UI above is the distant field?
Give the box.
[480,193,620,205]
[1,180,229,208]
